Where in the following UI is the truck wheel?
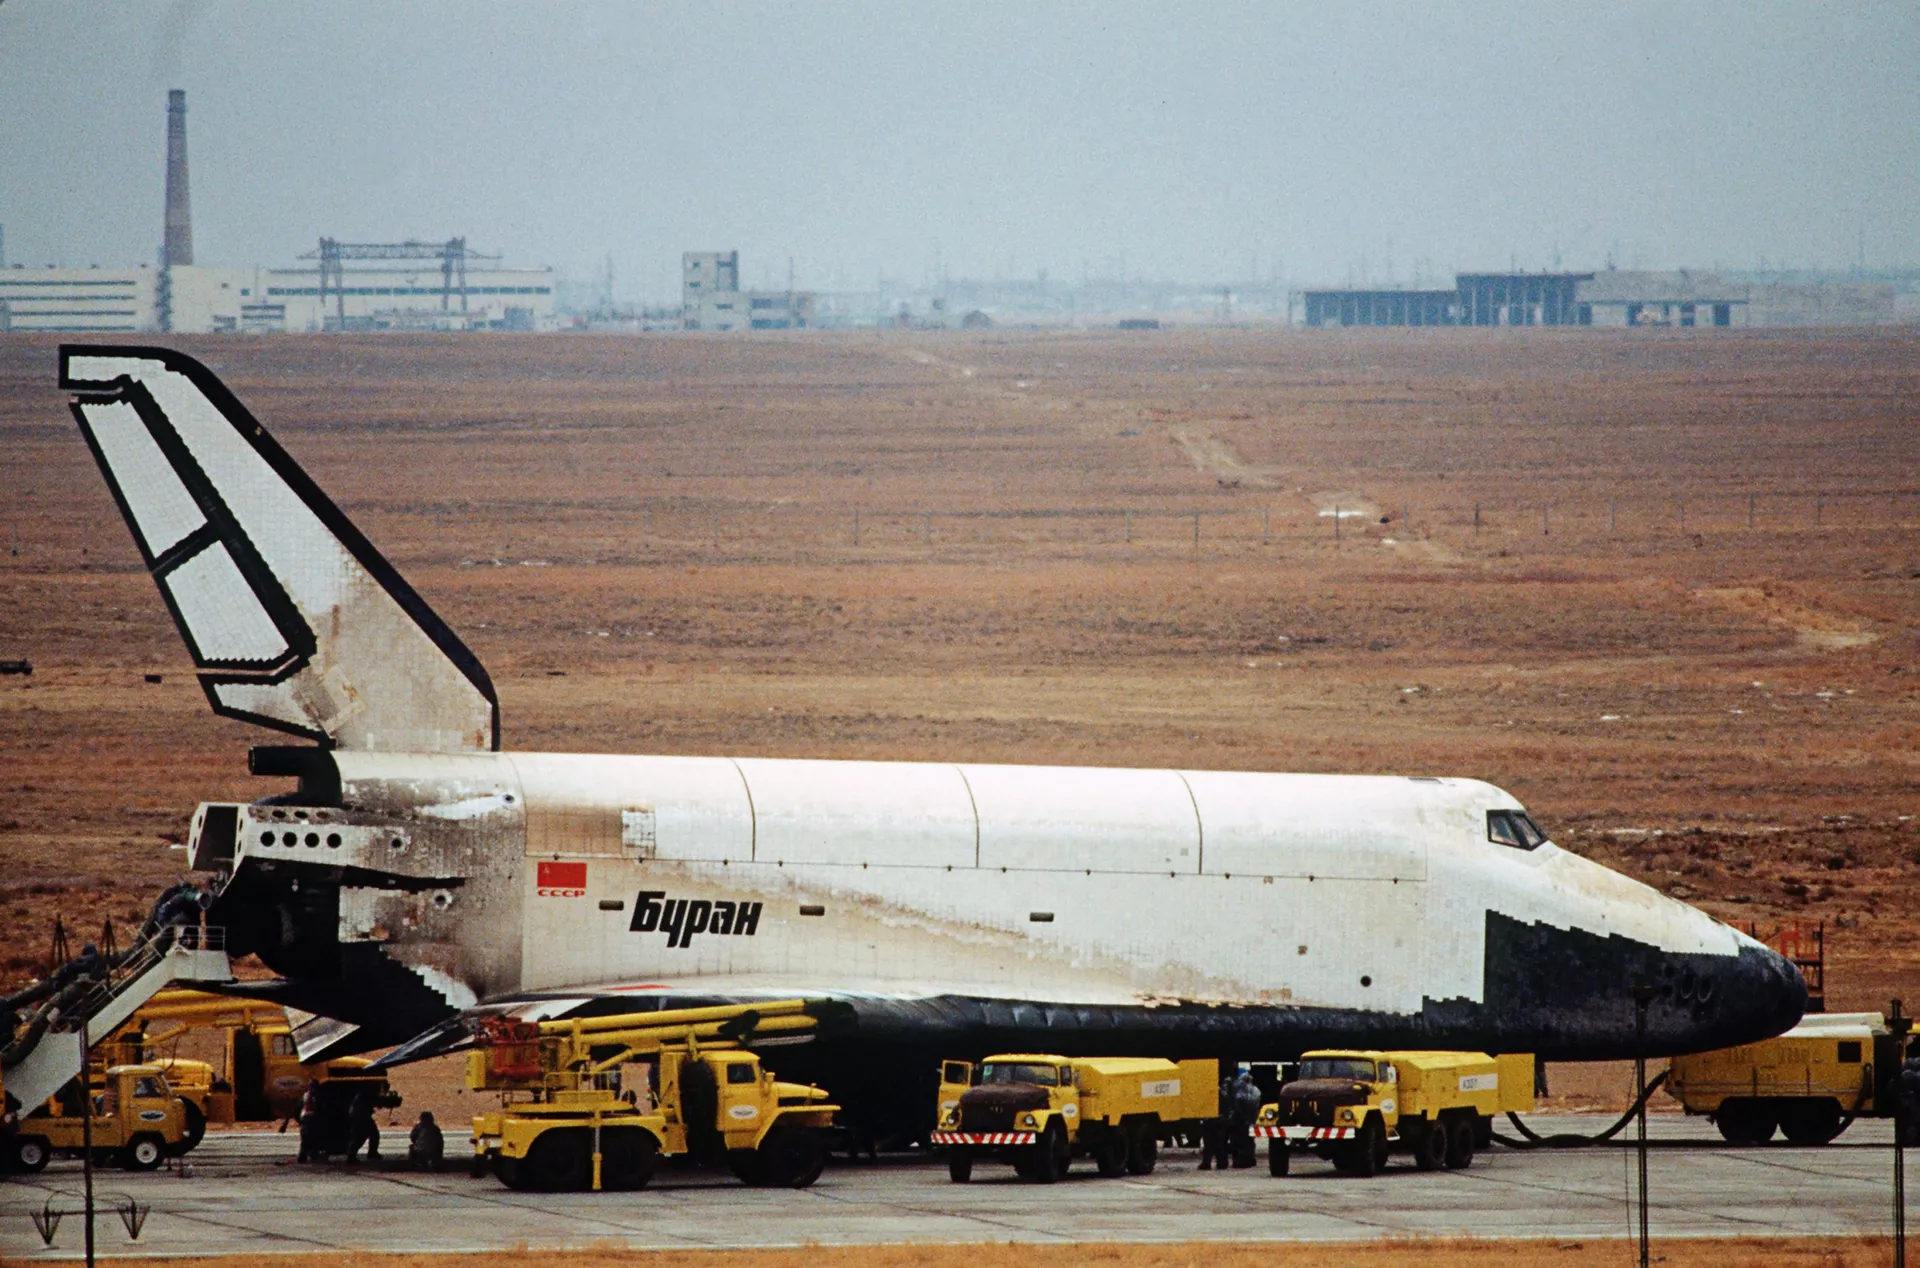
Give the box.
[124,1134,166,1171]
[727,1147,769,1186]
[602,1129,659,1190]
[948,1150,973,1182]
[758,1126,829,1188]
[1026,1122,1069,1183]
[1777,1099,1843,1146]
[1443,1115,1475,1170]
[1339,1117,1384,1177]
[1412,1122,1448,1171]
[12,1135,51,1174]
[1715,1098,1778,1146]
[1126,1122,1158,1175]
[1094,1129,1128,1178]
[171,1101,207,1156]
[1268,1142,1291,1177]
[525,1129,591,1191]
[493,1156,525,1190]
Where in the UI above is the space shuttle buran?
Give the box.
[60,346,1804,1136]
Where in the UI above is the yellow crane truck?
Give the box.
[9,1064,193,1173]
[467,999,842,1192]
[929,1054,1218,1183]
[1667,1011,1914,1145]
[1254,1049,1534,1176]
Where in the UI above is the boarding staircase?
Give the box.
[3,924,231,1113]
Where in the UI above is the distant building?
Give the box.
[1747,280,1896,327]
[1301,289,1457,328]
[260,262,555,332]
[682,251,739,308]
[1301,269,1768,329]
[1576,270,1748,327]
[0,266,158,332]
[1302,273,1593,328]
[682,250,816,331]
[0,260,553,333]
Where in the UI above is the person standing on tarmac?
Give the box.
[296,1081,320,1163]
[1199,1070,1235,1170]
[345,1088,382,1164]
[1229,1067,1262,1168]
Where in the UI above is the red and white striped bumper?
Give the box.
[930,1130,1038,1146]
[1253,1125,1356,1141]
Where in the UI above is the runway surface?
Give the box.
[1,1116,1909,1258]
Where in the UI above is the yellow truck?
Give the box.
[1254,1049,1534,1177]
[9,1064,193,1173]
[929,1054,1218,1183]
[468,999,841,1192]
[115,990,310,1125]
[1667,1011,1909,1145]
[94,989,398,1157]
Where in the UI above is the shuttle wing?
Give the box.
[62,347,497,752]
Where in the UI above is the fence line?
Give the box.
[7,490,1919,569]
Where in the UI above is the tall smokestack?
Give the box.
[163,89,192,266]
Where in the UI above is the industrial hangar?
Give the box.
[1302,270,1750,329]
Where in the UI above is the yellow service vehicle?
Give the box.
[93,989,397,1156]
[467,999,841,1192]
[115,990,310,1123]
[929,1054,1218,1183]
[1254,1049,1534,1177]
[9,1064,191,1173]
[1667,1011,1909,1145]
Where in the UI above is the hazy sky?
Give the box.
[3,2,1916,300]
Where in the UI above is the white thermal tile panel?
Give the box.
[79,400,205,558]
[163,542,289,664]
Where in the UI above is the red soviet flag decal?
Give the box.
[536,860,588,898]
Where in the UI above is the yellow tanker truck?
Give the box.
[1666,1011,1913,1145]
[1254,1049,1534,1176]
[930,1054,1218,1182]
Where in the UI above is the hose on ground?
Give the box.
[1492,1068,1669,1149]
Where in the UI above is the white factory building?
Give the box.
[0,267,160,333]
[260,263,556,331]
[0,262,555,334]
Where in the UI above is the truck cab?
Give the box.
[10,1064,190,1173]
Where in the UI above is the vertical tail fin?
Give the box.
[62,346,498,752]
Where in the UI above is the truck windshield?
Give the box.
[979,1062,1058,1087]
[1298,1058,1377,1083]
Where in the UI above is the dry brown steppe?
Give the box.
[2,328,1916,1035]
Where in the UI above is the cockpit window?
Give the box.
[1488,810,1547,850]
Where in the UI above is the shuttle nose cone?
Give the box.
[1681,939,1807,1051]
[1483,909,1807,1059]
